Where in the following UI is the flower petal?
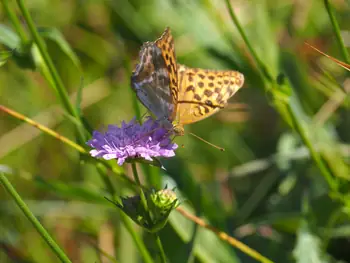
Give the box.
[87,117,177,165]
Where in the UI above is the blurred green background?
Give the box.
[0,0,349,262]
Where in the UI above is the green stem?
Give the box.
[120,212,154,263]
[324,0,350,64]
[0,173,72,263]
[131,163,167,263]
[224,0,273,82]
[224,0,337,187]
[1,0,28,43]
[155,234,167,263]
[286,105,335,189]
[96,166,154,263]
[131,163,150,216]
[15,0,86,142]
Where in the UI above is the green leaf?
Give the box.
[0,25,36,69]
[0,24,21,49]
[293,221,327,263]
[0,50,13,67]
[38,27,81,70]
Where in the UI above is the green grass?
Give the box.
[0,0,349,262]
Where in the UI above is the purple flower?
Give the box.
[87,117,178,165]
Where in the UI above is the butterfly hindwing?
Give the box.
[175,64,244,125]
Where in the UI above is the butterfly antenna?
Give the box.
[189,132,225,151]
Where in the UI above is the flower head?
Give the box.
[87,117,178,165]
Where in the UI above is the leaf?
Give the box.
[0,25,36,70]
[293,221,327,263]
[38,27,81,70]
[0,50,13,67]
[0,24,20,49]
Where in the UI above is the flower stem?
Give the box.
[155,234,167,263]
[131,163,150,216]
[0,173,72,263]
[96,166,155,263]
[1,0,28,43]
[15,0,86,142]
[131,163,167,263]
[324,0,350,64]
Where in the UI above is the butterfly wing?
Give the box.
[154,27,178,119]
[175,64,244,125]
[131,28,178,122]
[131,42,174,120]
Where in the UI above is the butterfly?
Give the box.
[131,27,244,136]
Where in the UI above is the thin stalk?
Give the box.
[155,234,167,263]
[177,207,274,263]
[1,0,28,43]
[97,166,154,263]
[224,0,337,186]
[286,104,335,189]
[131,163,150,217]
[0,173,72,263]
[131,163,167,263]
[84,238,120,263]
[0,105,86,153]
[224,0,273,82]
[15,0,86,142]
[324,0,350,64]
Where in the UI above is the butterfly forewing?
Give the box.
[175,64,244,125]
[155,27,178,116]
[131,41,174,121]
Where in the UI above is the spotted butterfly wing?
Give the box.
[131,27,245,136]
[154,27,178,119]
[131,28,176,127]
[174,64,244,130]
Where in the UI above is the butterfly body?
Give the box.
[131,28,244,136]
